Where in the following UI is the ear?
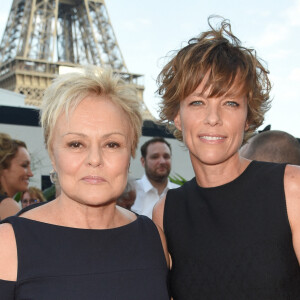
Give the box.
[244,120,249,131]
[174,112,182,131]
[140,157,146,168]
[49,149,57,172]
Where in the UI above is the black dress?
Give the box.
[164,161,300,299]
[0,215,169,300]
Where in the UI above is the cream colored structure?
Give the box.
[0,0,152,119]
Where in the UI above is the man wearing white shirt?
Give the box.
[131,137,179,218]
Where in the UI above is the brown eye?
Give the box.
[107,142,120,148]
[68,141,82,148]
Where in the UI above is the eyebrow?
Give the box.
[19,159,30,164]
[62,132,127,138]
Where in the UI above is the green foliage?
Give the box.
[14,191,22,202]
[43,184,56,201]
[169,173,187,186]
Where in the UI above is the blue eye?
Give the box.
[190,100,204,106]
[225,101,239,107]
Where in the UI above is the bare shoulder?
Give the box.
[0,197,20,220]
[0,223,17,281]
[284,164,300,204]
[284,165,300,263]
[152,196,166,231]
[284,164,300,220]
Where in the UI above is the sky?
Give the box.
[1,0,300,137]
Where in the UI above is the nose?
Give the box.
[158,156,168,165]
[204,103,222,126]
[87,145,103,167]
[28,166,33,177]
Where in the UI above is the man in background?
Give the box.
[131,137,179,218]
[240,130,300,165]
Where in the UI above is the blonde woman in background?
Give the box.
[21,187,46,209]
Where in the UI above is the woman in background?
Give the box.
[0,133,33,220]
[21,186,46,209]
[0,67,169,299]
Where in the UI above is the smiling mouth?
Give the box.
[201,136,224,140]
[199,135,226,143]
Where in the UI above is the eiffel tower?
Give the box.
[0,0,153,120]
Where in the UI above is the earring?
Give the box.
[50,170,58,184]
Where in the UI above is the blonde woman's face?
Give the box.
[50,95,132,207]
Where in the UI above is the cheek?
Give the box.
[106,152,130,173]
[54,151,83,175]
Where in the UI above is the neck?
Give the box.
[49,195,124,229]
[147,176,168,195]
[0,181,15,198]
[191,154,251,188]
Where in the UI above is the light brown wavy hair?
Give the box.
[0,133,27,194]
[157,16,272,142]
[22,186,46,203]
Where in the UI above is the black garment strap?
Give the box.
[0,194,8,203]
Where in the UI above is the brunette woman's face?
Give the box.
[174,79,248,167]
[1,147,33,197]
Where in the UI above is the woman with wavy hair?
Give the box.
[153,17,300,299]
[0,133,33,220]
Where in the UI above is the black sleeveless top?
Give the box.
[0,215,169,300]
[0,193,8,203]
[164,161,300,299]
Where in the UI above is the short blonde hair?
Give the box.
[40,66,142,157]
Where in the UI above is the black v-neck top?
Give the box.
[0,215,169,300]
[164,161,300,299]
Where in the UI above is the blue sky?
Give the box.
[1,0,300,137]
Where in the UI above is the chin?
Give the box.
[78,193,116,207]
[197,155,227,166]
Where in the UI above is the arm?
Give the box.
[0,223,18,281]
[152,196,166,232]
[0,198,20,220]
[155,224,170,268]
[153,197,172,268]
[284,165,300,264]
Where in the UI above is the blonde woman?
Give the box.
[0,67,169,299]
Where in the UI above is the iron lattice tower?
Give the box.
[0,0,152,119]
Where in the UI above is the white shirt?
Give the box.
[131,174,180,219]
